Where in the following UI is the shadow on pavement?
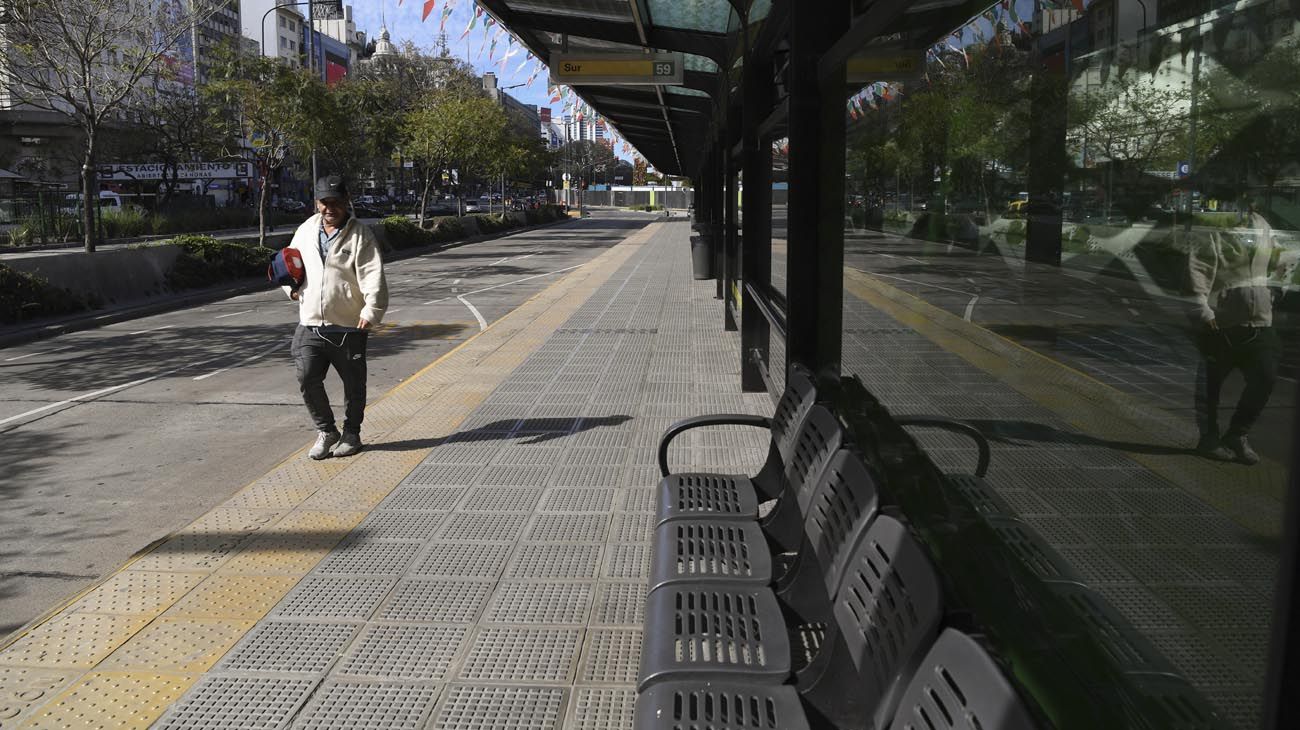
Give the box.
[368,415,633,452]
[965,418,1194,456]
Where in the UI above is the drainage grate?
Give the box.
[458,627,582,682]
[291,680,438,730]
[524,514,610,543]
[355,512,447,541]
[458,487,543,513]
[407,463,484,486]
[217,621,359,674]
[271,576,396,620]
[612,514,654,543]
[411,543,512,578]
[380,487,467,512]
[154,676,316,730]
[578,628,643,684]
[549,466,624,488]
[603,544,652,579]
[567,688,636,730]
[592,582,647,626]
[506,544,603,580]
[437,513,530,542]
[540,488,616,513]
[483,582,594,625]
[315,540,423,576]
[337,624,470,680]
[429,685,566,730]
[378,579,494,623]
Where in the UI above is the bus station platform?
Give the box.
[0,219,1276,729]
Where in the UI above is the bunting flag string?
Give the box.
[459,7,478,40]
[421,0,435,21]
[440,3,454,31]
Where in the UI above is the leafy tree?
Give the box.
[2,0,219,251]
[203,50,334,245]
[403,90,506,224]
[632,158,648,186]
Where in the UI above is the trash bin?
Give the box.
[690,234,713,280]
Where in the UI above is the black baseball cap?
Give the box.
[314,175,349,201]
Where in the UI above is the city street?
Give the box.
[0,211,653,635]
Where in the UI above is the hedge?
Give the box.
[6,207,302,246]
[165,235,268,291]
[380,207,566,251]
[0,264,90,324]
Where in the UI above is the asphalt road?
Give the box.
[0,211,654,636]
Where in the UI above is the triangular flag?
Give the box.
[422,0,435,21]
[440,5,454,31]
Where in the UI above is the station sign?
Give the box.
[550,53,683,86]
[847,51,921,82]
[97,162,253,180]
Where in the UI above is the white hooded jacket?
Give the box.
[283,213,388,328]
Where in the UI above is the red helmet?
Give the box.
[268,247,305,289]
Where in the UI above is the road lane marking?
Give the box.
[457,296,488,332]
[193,340,287,381]
[1046,308,1086,320]
[4,345,72,362]
[423,264,585,305]
[128,324,175,335]
[963,295,980,322]
[213,309,254,319]
[387,308,403,315]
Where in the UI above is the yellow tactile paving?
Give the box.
[62,572,206,617]
[0,615,151,669]
[162,575,299,620]
[845,268,1286,539]
[18,671,191,730]
[0,221,660,724]
[98,619,254,674]
[0,666,80,729]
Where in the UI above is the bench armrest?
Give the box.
[658,414,773,477]
[895,415,991,477]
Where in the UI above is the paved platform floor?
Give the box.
[0,220,773,730]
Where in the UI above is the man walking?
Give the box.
[285,175,388,459]
[1189,203,1280,465]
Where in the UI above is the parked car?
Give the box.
[61,191,138,215]
[424,197,458,216]
[463,198,484,213]
[276,198,308,213]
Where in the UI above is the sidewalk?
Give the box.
[0,219,773,729]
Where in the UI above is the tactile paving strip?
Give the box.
[611,513,654,543]
[540,489,616,513]
[355,512,447,540]
[0,613,151,669]
[458,487,544,513]
[216,621,359,674]
[21,671,191,730]
[271,576,396,620]
[378,579,494,623]
[315,540,423,575]
[524,514,610,543]
[410,543,513,578]
[476,465,554,486]
[407,463,484,486]
[483,582,594,625]
[165,575,300,620]
[591,582,647,626]
[505,544,603,580]
[66,571,206,616]
[0,666,78,727]
[380,487,468,512]
[100,618,254,674]
[125,534,250,573]
[458,627,583,683]
[578,628,642,684]
[337,624,469,680]
[567,687,636,730]
[154,675,316,729]
[429,685,566,730]
[619,489,656,513]
[290,680,439,730]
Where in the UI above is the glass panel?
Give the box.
[841,2,1293,728]
[665,86,711,97]
[646,0,734,33]
[511,0,633,23]
[771,135,789,303]
[683,53,721,73]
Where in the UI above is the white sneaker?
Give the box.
[331,430,363,457]
[309,430,340,460]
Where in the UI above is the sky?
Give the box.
[349,0,639,161]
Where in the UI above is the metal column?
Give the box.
[740,53,773,392]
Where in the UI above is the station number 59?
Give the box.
[654,62,673,76]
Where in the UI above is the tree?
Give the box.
[632,158,647,186]
[403,90,506,225]
[203,50,335,246]
[2,0,218,251]
[125,75,219,207]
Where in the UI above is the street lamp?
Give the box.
[260,1,320,200]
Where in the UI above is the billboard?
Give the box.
[539,107,552,124]
[98,162,253,181]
